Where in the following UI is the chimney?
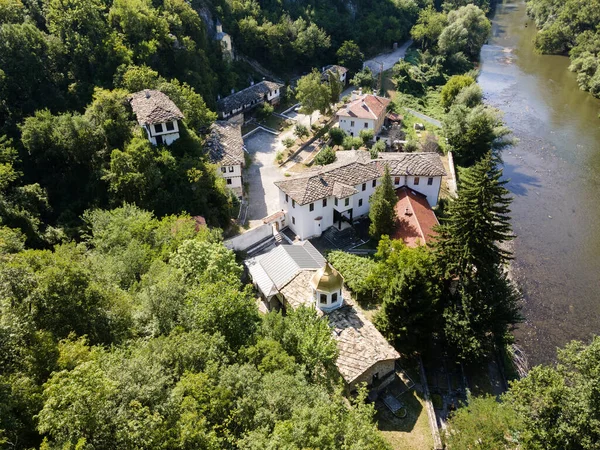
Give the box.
[217,94,221,100]
[144,89,150,99]
[231,88,235,94]
[405,206,412,216]
[351,90,359,101]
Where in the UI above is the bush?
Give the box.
[329,127,345,145]
[342,136,363,150]
[294,124,309,140]
[275,151,284,163]
[359,129,374,145]
[404,139,419,152]
[256,102,274,120]
[441,75,475,109]
[371,140,386,158]
[313,146,336,165]
[283,137,295,149]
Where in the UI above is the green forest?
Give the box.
[527,0,600,98]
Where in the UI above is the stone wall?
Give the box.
[224,223,273,251]
[349,359,396,392]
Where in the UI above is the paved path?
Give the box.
[363,40,413,75]
[404,107,442,128]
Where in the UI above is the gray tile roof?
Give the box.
[245,241,326,298]
[280,271,400,384]
[275,150,446,205]
[129,90,184,125]
[217,81,283,114]
[206,121,244,166]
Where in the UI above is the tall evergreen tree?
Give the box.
[368,165,397,239]
[434,152,521,360]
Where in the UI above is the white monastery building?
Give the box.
[246,241,400,392]
[206,121,245,197]
[337,92,390,137]
[274,150,446,240]
[129,89,184,146]
[217,80,284,119]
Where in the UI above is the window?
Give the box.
[320,294,327,305]
[292,216,296,224]
[394,177,400,184]
[221,167,226,173]
[344,198,349,206]
[332,293,338,303]
[414,177,420,185]
[358,199,363,207]
[166,121,175,131]
[350,121,355,127]
[364,122,369,128]
[229,166,234,172]
[309,203,314,212]
[285,194,289,203]
[226,178,232,185]
[292,200,296,208]
[323,198,327,207]
[335,198,338,206]
[154,123,163,133]
[372,180,376,188]
[427,177,434,186]
[362,183,366,191]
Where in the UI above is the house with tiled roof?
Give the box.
[246,243,400,392]
[337,91,390,138]
[129,90,184,146]
[392,187,439,247]
[274,150,445,240]
[322,65,349,85]
[217,80,284,119]
[206,121,245,197]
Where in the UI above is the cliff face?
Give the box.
[191,0,216,36]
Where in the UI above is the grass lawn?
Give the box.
[376,389,434,450]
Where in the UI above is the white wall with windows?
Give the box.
[144,120,180,146]
[337,117,375,137]
[217,163,242,189]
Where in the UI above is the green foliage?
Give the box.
[438,5,491,61]
[329,127,345,145]
[373,237,441,349]
[441,75,475,109]
[443,104,512,166]
[351,67,376,90]
[434,154,521,360]
[371,140,386,158]
[256,102,274,121]
[368,165,397,239]
[342,136,363,150]
[328,251,377,301]
[453,82,483,108]
[411,7,448,51]
[283,137,295,149]
[445,394,522,449]
[313,145,336,166]
[296,69,335,118]
[359,128,374,145]
[336,40,364,74]
[505,336,600,449]
[294,124,309,141]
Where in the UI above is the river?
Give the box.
[478,0,600,366]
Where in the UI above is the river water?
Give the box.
[478,0,600,365]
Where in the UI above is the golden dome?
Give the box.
[310,263,343,292]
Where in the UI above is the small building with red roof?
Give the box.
[392,186,439,247]
[336,91,391,138]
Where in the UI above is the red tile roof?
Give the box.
[392,187,439,247]
[337,94,390,120]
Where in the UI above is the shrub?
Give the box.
[283,137,295,149]
[313,146,336,166]
[359,129,374,145]
[294,124,309,141]
[342,136,363,150]
[275,151,284,163]
[441,75,475,109]
[329,127,345,145]
[371,140,386,158]
[256,102,274,120]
